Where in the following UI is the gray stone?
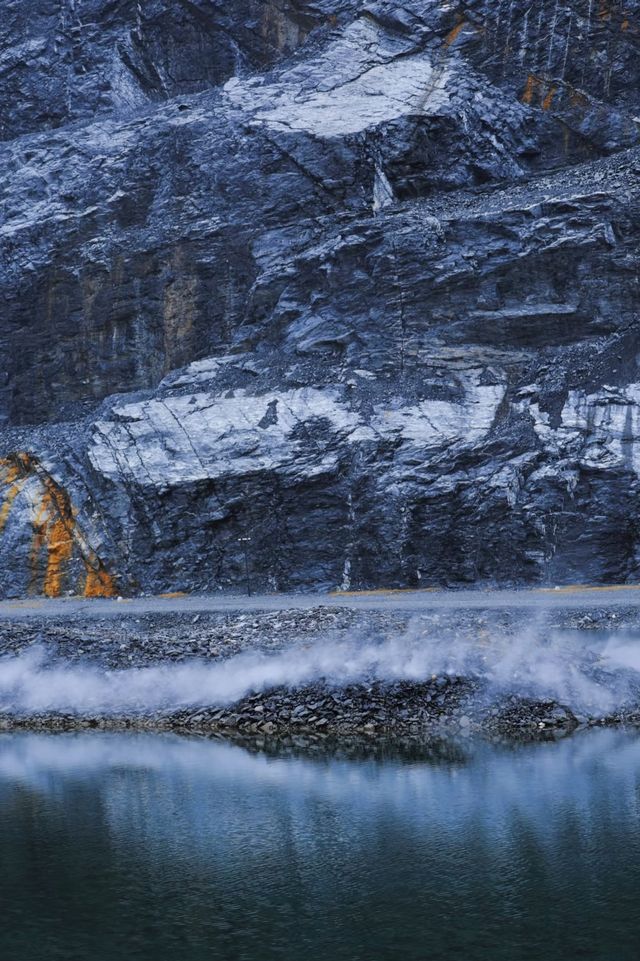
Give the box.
[2,1,640,596]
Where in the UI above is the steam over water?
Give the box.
[1,618,640,716]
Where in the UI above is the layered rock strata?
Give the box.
[1,1,640,594]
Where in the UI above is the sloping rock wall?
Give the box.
[1,1,640,595]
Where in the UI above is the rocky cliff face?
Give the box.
[1,0,640,597]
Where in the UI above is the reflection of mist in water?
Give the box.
[1,619,640,715]
[0,730,639,853]
[1,731,639,961]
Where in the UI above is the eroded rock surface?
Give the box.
[2,1,640,595]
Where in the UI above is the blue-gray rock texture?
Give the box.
[1,0,640,597]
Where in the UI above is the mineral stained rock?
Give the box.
[1,0,640,597]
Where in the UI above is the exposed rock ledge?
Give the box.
[2,1,640,596]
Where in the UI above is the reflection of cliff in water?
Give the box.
[0,730,639,961]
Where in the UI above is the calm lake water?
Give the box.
[0,731,639,961]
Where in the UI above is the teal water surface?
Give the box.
[0,730,639,961]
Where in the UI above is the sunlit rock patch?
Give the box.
[88,376,505,488]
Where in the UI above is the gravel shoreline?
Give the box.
[1,605,639,742]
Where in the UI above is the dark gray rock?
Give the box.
[2,1,640,596]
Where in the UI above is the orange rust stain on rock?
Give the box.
[444,19,467,47]
[521,75,557,112]
[0,460,20,484]
[1,451,117,599]
[29,498,49,595]
[84,567,117,599]
[32,469,77,598]
[0,460,28,533]
[0,482,26,532]
[521,74,539,106]
[42,512,74,598]
[569,88,589,109]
